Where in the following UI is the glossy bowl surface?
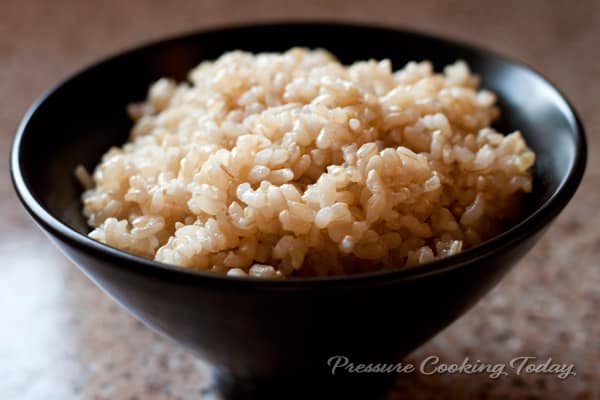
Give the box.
[11,22,586,398]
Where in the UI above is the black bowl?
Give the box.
[11,22,586,399]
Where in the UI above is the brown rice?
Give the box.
[80,48,535,278]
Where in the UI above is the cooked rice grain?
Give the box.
[81,48,535,277]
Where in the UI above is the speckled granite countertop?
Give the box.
[1,0,599,398]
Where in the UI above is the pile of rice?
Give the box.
[79,48,535,278]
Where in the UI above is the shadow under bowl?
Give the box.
[11,22,586,399]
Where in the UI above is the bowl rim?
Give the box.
[10,20,587,289]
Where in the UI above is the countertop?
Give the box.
[1,0,599,398]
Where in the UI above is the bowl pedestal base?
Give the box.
[214,370,397,399]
